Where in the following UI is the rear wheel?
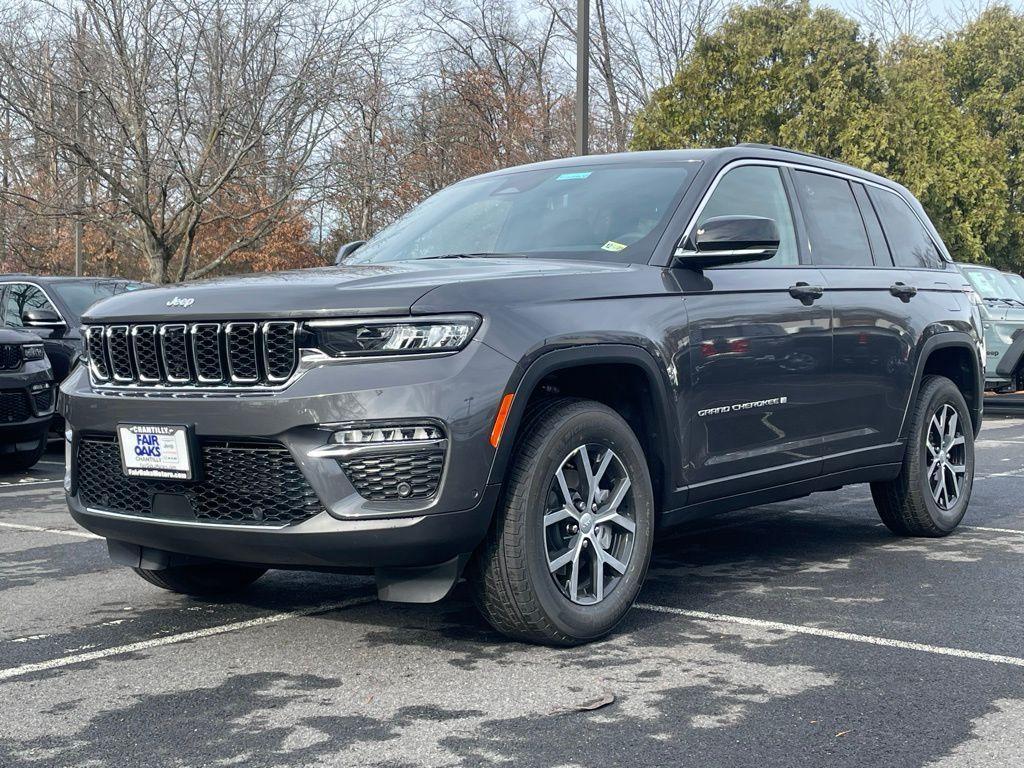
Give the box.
[473,398,655,645]
[0,436,47,471]
[133,563,267,596]
[871,375,974,536]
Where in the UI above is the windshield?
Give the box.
[1004,272,1024,302]
[51,280,147,317]
[349,163,696,265]
[961,267,1023,304]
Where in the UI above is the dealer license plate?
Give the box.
[118,424,193,480]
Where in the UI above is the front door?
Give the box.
[678,164,833,503]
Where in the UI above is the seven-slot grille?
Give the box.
[84,321,298,388]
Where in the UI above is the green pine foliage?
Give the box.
[631,0,1024,270]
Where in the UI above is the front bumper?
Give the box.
[61,340,516,568]
[0,363,56,450]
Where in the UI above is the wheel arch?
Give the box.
[902,332,983,439]
[487,344,679,510]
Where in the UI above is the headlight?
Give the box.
[22,344,45,362]
[305,315,480,358]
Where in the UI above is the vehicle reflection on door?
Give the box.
[677,267,833,502]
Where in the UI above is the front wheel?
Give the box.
[472,398,655,645]
[871,375,975,536]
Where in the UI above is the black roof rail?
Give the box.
[734,143,839,163]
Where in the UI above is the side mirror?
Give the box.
[675,215,779,269]
[334,240,366,266]
[22,308,64,327]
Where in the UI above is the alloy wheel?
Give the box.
[926,403,967,511]
[543,444,636,605]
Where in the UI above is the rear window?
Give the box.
[867,188,944,269]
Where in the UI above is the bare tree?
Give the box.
[844,0,939,46]
[0,0,380,282]
[540,0,720,151]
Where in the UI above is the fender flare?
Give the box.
[901,331,984,439]
[486,344,679,499]
[995,334,1024,379]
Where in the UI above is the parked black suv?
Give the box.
[62,146,984,644]
[0,328,55,469]
[0,276,148,382]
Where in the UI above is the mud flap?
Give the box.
[375,554,470,604]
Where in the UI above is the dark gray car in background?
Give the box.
[0,327,55,469]
[61,145,984,644]
[0,276,149,383]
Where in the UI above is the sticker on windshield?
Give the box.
[556,171,592,181]
[602,241,628,252]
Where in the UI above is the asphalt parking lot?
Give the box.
[1,419,1023,768]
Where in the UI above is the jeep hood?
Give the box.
[81,259,631,323]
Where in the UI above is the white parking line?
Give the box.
[634,603,1024,668]
[964,525,1024,536]
[0,479,64,490]
[0,595,376,683]
[0,521,100,539]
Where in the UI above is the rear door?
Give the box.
[798,169,946,470]
[680,164,833,502]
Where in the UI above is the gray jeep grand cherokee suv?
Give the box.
[63,145,984,645]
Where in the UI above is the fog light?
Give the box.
[332,425,443,445]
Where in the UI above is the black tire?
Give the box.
[871,375,975,537]
[0,436,47,471]
[133,563,267,597]
[472,397,655,645]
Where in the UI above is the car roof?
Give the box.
[467,144,905,193]
[0,275,140,284]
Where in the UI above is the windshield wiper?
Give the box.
[418,252,509,260]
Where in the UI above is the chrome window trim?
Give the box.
[676,158,950,266]
[0,281,69,326]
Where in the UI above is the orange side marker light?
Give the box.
[489,393,515,448]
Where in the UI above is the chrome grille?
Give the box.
[131,325,160,382]
[84,327,110,380]
[191,324,223,382]
[85,321,298,389]
[225,323,259,383]
[264,322,297,382]
[107,326,134,382]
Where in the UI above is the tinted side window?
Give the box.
[696,165,799,267]
[3,284,56,327]
[867,188,944,269]
[851,183,893,266]
[793,170,872,267]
